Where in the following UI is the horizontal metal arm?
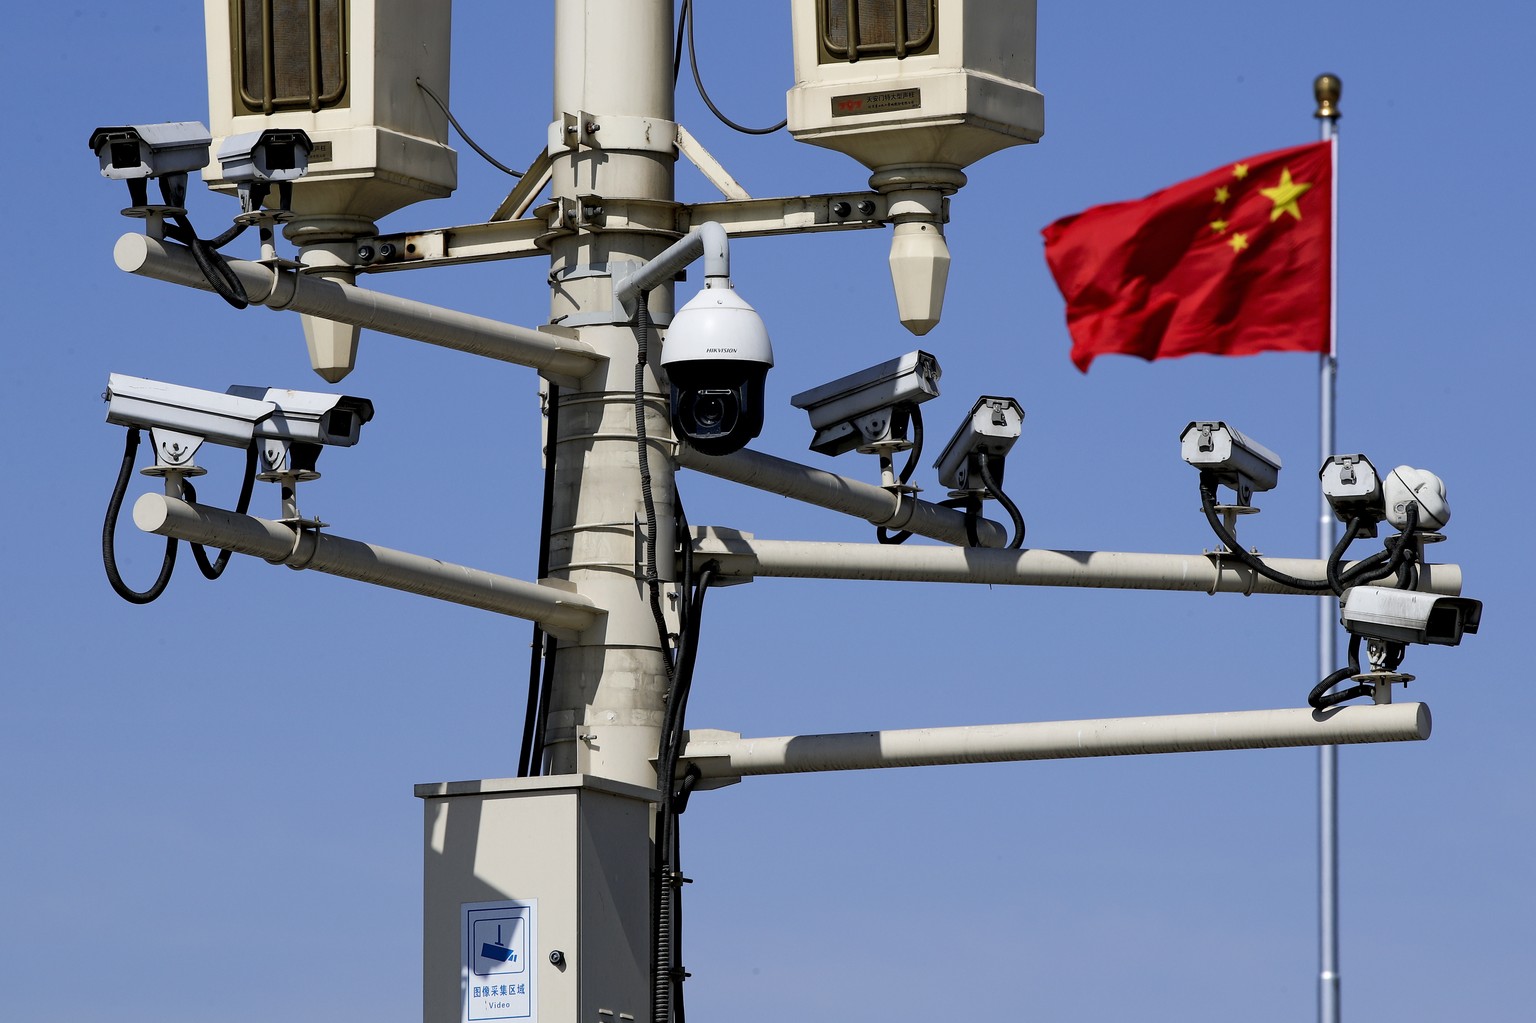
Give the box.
[114,233,603,383]
[688,535,1464,596]
[133,493,605,635]
[677,446,1008,548]
[678,703,1431,781]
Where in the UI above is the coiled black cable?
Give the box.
[165,214,249,309]
[102,428,177,604]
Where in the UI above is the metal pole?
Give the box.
[1314,71,1343,1023]
[132,493,605,634]
[691,535,1462,596]
[541,0,680,784]
[677,703,1431,781]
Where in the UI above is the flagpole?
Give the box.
[1314,71,1343,1023]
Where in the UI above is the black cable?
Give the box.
[635,292,678,682]
[876,407,924,545]
[653,567,715,1023]
[520,385,562,778]
[977,451,1026,550]
[1198,473,1333,591]
[102,428,178,604]
[673,0,691,84]
[685,0,787,135]
[1324,515,1367,596]
[416,77,523,178]
[185,441,259,580]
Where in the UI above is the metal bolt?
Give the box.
[356,245,376,263]
[585,122,600,134]
[378,243,397,260]
[549,950,566,967]
[858,200,876,215]
[832,201,851,217]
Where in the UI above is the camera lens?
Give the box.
[690,390,738,434]
[694,394,726,428]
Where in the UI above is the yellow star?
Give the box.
[1233,163,1249,180]
[1209,219,1229,233]
[1214,185,1231,203]
[1260,167,1313,221]
[1228,232,1249,253]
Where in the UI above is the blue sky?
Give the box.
[3,3,1533,1021]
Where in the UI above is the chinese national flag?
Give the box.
[1042,140,1332,373]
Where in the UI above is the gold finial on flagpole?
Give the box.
[1314,74,1342,121]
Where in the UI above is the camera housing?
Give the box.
[215,128,314,211]
[89,121,211,207]
[226,385,375,476]
[1382,465,1450,532]
[790,350,941,456]
[106,372,274,472]
[1180,421,1281,506]
[660,282,774,456]
[934,396,1024,492]
[1320,453,1385,532]
[1339,585,1482,647]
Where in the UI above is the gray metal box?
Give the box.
[416,775,657,1023]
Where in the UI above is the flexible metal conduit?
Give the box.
[678,703,1431,780]
[692,537,1464,597]
[114,233,603,381]
[676,444,1008,548]
[134,493,604,634]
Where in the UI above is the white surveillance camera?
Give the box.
[105,373,274,473]
[660,281,774,456]
[1180,421,1281,506]
[1339,585,1481,647]
[1320,453,1384,528]
[934,396,1024,492]
[226,385,374,477]
[1382,465,1450,532]
[89,121,211,207]
[215,128,314,211]
[790,350,941,456]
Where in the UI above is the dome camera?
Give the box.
[660,282,774,456]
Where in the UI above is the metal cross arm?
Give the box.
[673,703,1433,783]
[688,530,1465,596]
[114,233,604,385]
[134,493,606,637]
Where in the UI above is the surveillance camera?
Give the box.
[226,385,375,476]
[88,121,211,207]
[1180,421,1280,506]
[1320,453,1384,529]
[215,128,314,211]
[660,281,774,456]
[934,396,1024,492]
[790,350,941,456]
[1382,465,1450,532]
[1339,585,1482,647]
[105,373,274,472]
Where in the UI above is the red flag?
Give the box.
[1042,140,1332,373]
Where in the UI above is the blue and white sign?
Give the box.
[462,900,536,1023]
